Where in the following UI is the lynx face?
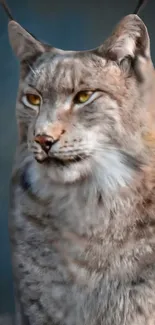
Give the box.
[9,15,154,186]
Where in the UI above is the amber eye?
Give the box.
[26,94,41,106]
[74,91,92,104]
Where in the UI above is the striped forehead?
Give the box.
[27,52,106,93]
[28,54,82,92]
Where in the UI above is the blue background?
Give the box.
[0,0,154,315]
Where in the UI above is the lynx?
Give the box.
[7,11,155,325]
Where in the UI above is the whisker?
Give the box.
[27,62,37,76]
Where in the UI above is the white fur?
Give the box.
[92,148,133,192]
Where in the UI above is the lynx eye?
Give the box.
[22,93,41,109]
[26,94,41,106]
[74,91,93,104]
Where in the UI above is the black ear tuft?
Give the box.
[0,0,14,20]
[133,0,150,15]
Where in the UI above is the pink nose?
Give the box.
[34,135,54,153]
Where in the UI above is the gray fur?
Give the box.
[8,14,155,325]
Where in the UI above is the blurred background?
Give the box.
[0,0,154,316]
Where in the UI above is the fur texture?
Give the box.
[8,14,155,325]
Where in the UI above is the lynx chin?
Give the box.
[8,13,155,325]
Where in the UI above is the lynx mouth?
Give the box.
[35,155,85,166]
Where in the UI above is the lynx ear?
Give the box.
[8,20,45,61]
[98,15,150,76]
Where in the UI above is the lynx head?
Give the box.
[8,15,154,188]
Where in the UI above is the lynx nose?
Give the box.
[34,135,55,153]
